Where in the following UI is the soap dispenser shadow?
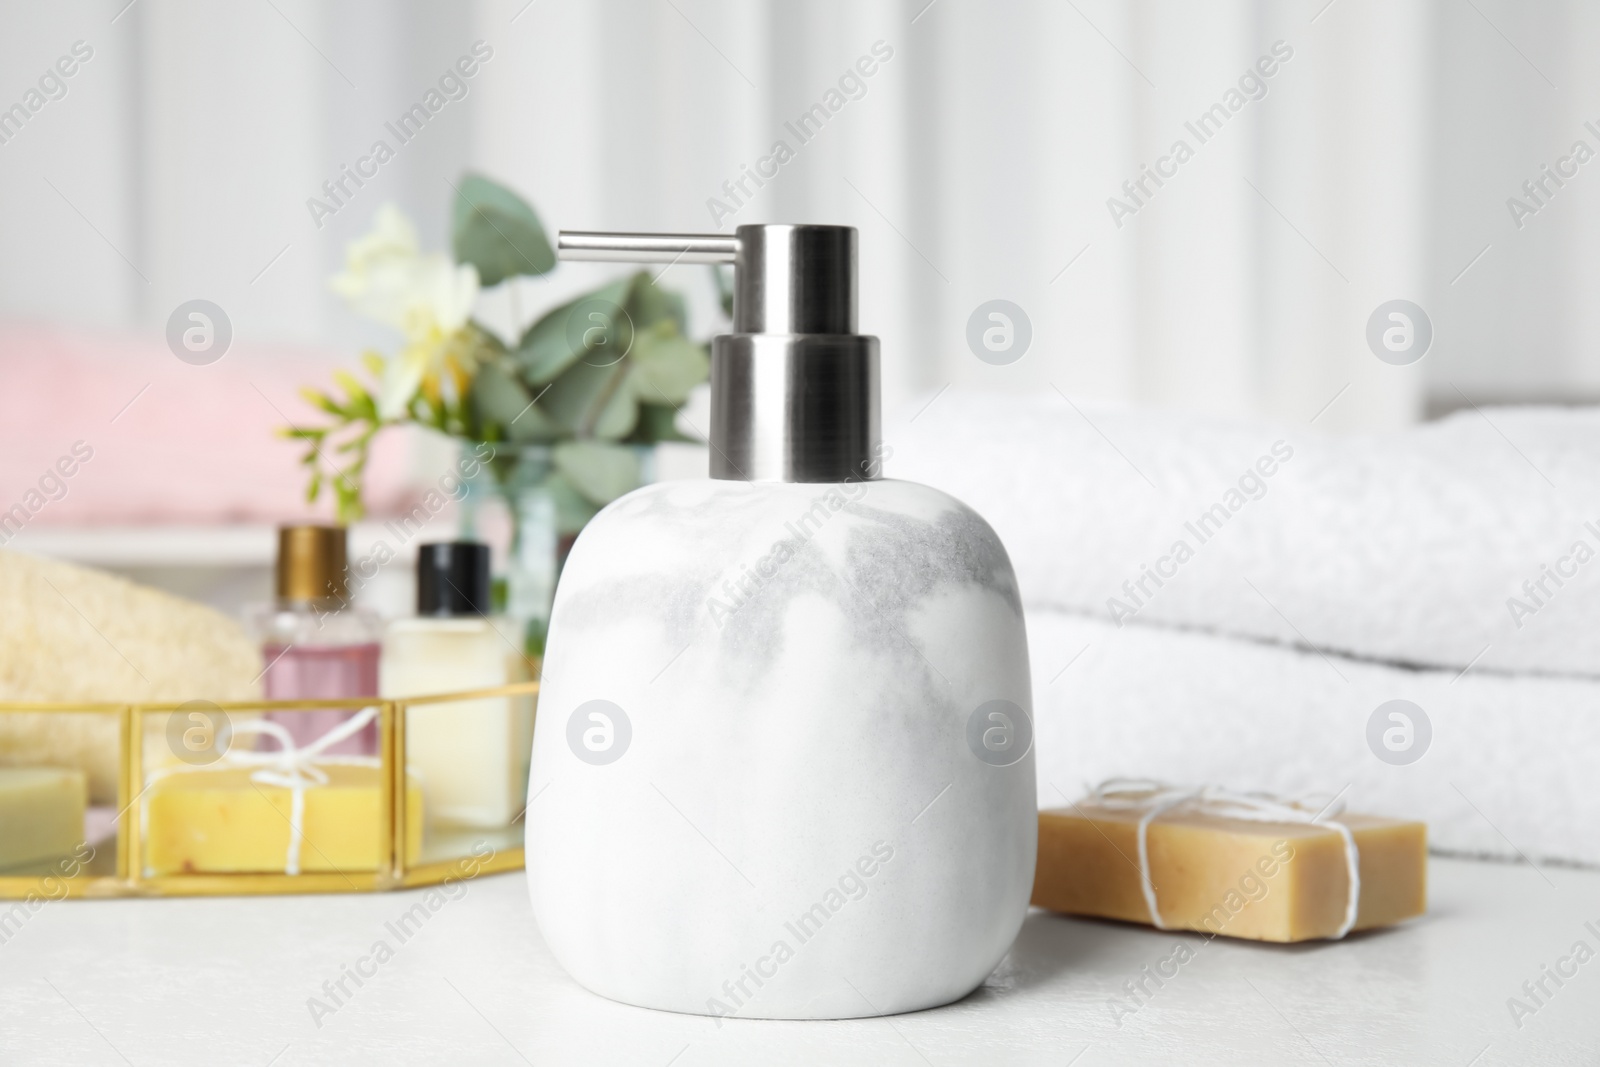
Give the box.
[525,224,1037,1020]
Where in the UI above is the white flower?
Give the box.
[331,204,481,419]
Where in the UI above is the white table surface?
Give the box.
[2,856,1596,1066]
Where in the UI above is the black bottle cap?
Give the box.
[416,541,491,617]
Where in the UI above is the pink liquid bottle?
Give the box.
[253,525,380,755]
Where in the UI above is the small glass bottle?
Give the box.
[380,542,534,829]
[253,525,381,755]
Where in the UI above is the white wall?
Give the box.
[0,1,142,326]
[1426,0,1600,408]
[467,0,1436,430]
[0,0,1595,432]
[0,0,483,356]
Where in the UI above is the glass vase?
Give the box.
[456,442,656,659]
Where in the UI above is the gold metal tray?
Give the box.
[0,681,538,899]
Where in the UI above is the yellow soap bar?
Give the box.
[144,763,422,876]
[0,767,86,871]
[1034,803,1426,942]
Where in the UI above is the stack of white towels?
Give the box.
[891,389,1600,868]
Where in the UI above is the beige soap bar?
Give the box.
[0,767,87,871]
[1034,802,1426,942]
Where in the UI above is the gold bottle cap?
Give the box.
[275,524,348,603]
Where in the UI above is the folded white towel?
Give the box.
[892,390,1600,678]
[1028,608,1600,867]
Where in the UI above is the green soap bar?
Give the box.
[0,767,86,871]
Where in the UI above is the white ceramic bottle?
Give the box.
[527,225,1035,1019]
[380,542,533,830]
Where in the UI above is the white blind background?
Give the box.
[0,0,1592,432]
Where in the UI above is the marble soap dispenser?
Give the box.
[527,225,1035,1019]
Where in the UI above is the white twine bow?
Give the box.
[223,707,379,876]
[147,706,380,876]
[1086,778,1361,940]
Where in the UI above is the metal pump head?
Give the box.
[558,224,880,484]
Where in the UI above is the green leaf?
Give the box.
[465,321,508,359]
[334,478,364,523]
[470,360,525,433]
[711,264,734,319]
[554,441,642,506]
[452,173,555,286]
[540,469,601,534]
[630,322,710,405]
[624,271,688,332]
[512,276,633,385]
[333,370,368,403]
[626,402,694,444]
[538,354,639,441]
[299,387,345,417]
[472,359,564,443]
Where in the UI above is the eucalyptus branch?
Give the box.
[297,177,712,532]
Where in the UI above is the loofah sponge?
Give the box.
[0,550,261,802]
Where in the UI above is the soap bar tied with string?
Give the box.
[1033,780,1427,943]
[143,706,423,876]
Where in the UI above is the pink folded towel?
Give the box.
[0,320,421,527]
